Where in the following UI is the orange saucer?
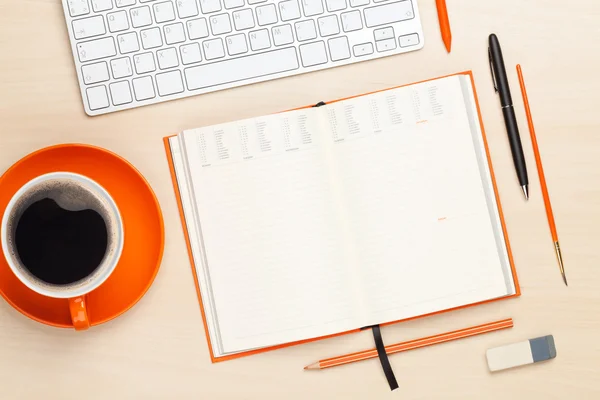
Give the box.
[0,144,164,328]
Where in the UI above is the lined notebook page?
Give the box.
[181,109,361,353]
[323,76,511,327]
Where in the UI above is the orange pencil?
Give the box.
[517,65,567,286]
[436,0,452,53]
[304,318,513,370]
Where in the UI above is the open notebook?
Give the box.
[165,72,520,362]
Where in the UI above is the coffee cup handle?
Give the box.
[69,296,91,331]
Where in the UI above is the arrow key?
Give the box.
[375,37,396,52]
[352,42,374,57]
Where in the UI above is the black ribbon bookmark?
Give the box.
[372,325,399,391]
[313,101,327,107]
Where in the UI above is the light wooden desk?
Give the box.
[1,1,599,398]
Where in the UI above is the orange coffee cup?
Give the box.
[1,172,124,330]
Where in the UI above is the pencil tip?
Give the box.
[522,185,529,200]
[304,362,319,370]
[563,273,568,286]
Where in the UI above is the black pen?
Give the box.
[488,33,529,200]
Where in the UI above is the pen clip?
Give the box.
[488,47,498,93]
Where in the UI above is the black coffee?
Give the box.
[15,198,108,285]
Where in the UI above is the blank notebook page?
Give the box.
[324,76,511,327]
[181,109,362,353]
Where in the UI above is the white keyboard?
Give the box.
[62,0,424,116]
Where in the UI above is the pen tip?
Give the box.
[522,185,529,200]
[562,273,568,287]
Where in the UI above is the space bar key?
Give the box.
[185,47,300,90]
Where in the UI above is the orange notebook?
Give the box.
[164,71,520,363]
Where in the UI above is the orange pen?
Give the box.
[436,0,452,53]
[516,65,567,286]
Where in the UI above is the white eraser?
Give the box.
[486,335,556,372]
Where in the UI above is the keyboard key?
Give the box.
[81,61,110,84]
[86,85,110,110]
[184,47,299,90]
[341,10,362,32]
[77,37,117,62]
[353,42,373,56]
[116,0,136,7]
[224,0,245,9]
[157,47,180,69]
[187,18,209,39]
[399,32,419,47]
[210,14,232,35]
[176,0,200,18]
[199,0,222,14]
[134,52,156,73]
[256,4,277,26]
[164,22,186,44]
[109,80,133,105]
[349,0,369,6]
[328,36,350,61]
[302,0,324,16]
[107,10,129,32]
[317,15,339,37]
[233,9,255,30]
[156,70,185,96]
[299,41,327,67]
[153,1,176,23]
[375,37,395,52]
[295,20,316,42]
[92,0,113,12]
[133,76,156,100]
[141,27,163,49]
[325,0,346,12]
[110,56,133,78]
[279,0,301,21]
[364,1,414,28]
[249,29,271,50]
[180,42,203,64]
[117,32,140,53]
[248,0,266,3]
[202,38,225,59]
[130,6,153,28]
[68,0,91,17]
[272,24,294,46]
[374,26,393,41]
[72,15,106,40]
[226,33,248,55]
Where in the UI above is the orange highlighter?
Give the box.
[436,0,452,53]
